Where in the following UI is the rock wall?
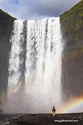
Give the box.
[0,9,16,103]
[60,0,83,100]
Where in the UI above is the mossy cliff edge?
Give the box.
[0,9,16,103]
[60,0,83,100]
[60,0,83,40]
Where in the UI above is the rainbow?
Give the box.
[0,44,83,111]
[57,96,83,113]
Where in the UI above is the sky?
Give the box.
[0,0,81,20]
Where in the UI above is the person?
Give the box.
[52,106,56,116]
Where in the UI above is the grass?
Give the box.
[60,0,83,39]
[0,9,16,20]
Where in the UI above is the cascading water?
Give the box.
[5,17,62,113]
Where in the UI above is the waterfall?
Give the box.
[5,17,62,113]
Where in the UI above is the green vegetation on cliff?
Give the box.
[0,27,3,33]
[0,9,16,36]
[0,9,16,43]
[0,9,16,20]
[60,0,83,40]
[61,0,83,100]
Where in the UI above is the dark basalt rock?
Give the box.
[0,109,3,113]
[0,9,16,104]
[60,0,83,100]
[0,113,83,125]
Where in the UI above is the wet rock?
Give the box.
[0,109,3,113]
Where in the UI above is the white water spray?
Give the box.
[5,17,62,113]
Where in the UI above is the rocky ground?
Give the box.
[0,113,83,125]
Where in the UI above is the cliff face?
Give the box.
[60,0,83,100]
[0,9,16,103]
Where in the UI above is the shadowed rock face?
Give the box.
[60,0,83,100]
[0,109,3,113]
[0,9,16,103]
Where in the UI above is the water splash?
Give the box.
[5,17,62,113]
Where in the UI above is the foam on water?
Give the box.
[5,17,62,113]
